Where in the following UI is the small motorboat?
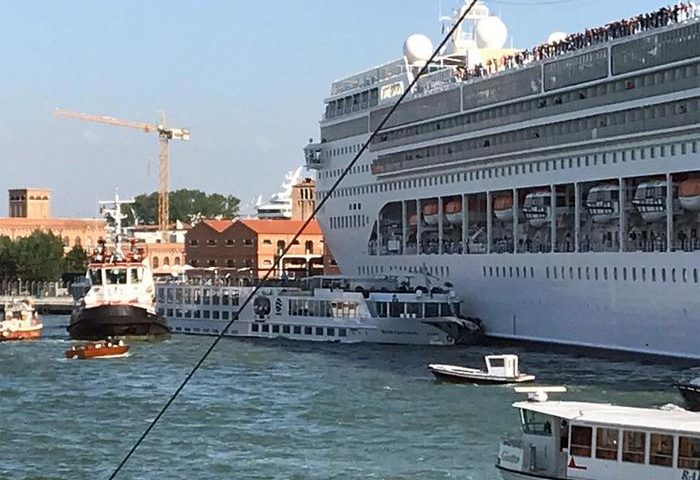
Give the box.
[428,354,535,384]
[65,338,130,360]
[0,298,42,341]
[675,377,700,411]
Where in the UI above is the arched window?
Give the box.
[74,237,82,247]
[305,240,313,254]
[152,257,160,268]
[174,257,181,265]
[277,240,285,253]
[164,257,170,266]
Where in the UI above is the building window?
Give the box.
[208,259,216,266]
[305,241,314,254]
[153,257,160,268]
[189,239,199,246]
[243,239,254,246]
[207,239,217,246]
[225,239,234,246]
[174,257,180,265]
[164,257,170,266]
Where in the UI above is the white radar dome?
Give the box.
[403,34,434,65]
[547,31,568,44]
[475,16,508,49]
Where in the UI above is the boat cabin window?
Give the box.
[389,301,404,317]
[678,436,700,470]
[106,268,127,285]
[425,303,439,317]
[622,430,646,463]
[440,303,452,316]
[595,427,619,460]
[650,433,674,467]
[520,410,552,436]
[570,426,593,457]
[129,268,140,284]
[406,302,421,317]
[89,269,103,286]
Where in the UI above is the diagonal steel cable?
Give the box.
[107,1,478,477]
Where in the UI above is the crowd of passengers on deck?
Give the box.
[456,2,697,81]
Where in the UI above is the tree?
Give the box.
[64,245,89,273]
[128,189,240,224]
[0,235,17,278]
[13,231,66,281]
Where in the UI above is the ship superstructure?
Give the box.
[305,2,700,358]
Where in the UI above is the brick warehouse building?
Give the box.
[185,218,337,278]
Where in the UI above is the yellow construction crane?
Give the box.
[54,108,190,239]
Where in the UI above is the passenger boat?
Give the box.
[496,387,700,480]
[0,299,42,341]
[68,194,168,340]
[158,275,483,346]
[428,354,534,384]
[675,378,700,411]
[65,338,129,360]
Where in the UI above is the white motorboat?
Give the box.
[428,354,535,384]
[496,386,700,480]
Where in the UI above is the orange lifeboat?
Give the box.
[422,201,440,226]
[493,194,514,222]
[445,198,462,225]
[65,339,130,360]
[679,177,700,212]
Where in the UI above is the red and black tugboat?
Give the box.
[68,194,168,340]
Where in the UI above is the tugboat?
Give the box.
[67,193,168,340]
[0,299,42,341]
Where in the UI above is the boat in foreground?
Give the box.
[675,377,700,411]
[65,338,129,360]
[496,387,700,480]
[0,299,42,341]
[429,354,534,384]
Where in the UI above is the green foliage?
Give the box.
[128,189,240,224]
[0,235,17,278]
[12,231,66,281]
[64,245,89,273]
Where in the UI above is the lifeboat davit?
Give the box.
[632,180,669,223]
[522,191,551,228]
[679,177,700,212]
[422,201,440,226]
[493,194,514,222]
[585,184,619,223]
[445,198,462,225]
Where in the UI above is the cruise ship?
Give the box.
[303,2,700,359]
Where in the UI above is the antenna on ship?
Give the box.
[98,190,135,258]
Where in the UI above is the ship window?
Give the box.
[570,426,593,457]
[167,309,173,317]
[678,437,700,470]
[326,327,335,336]
[622,267,628,281]
[184,310,191,318]
[293,325,301,334]
[272,325,279,333]
[106,268,127,285]
[212,311,219,320]
[157,308,165,316]
[315,327,323,336]
[203,310,210,319]
[596,428,619,460]
[304,326,312,335]
[694,269,698,283]
[339,328,347,337]
[672,268,677,283]
[89,269,103,286]
[252,323,259,332]
[520,410,552,436]
[530,267,534,278]
[261,324,269,333]
[652,268,657,282]
[222,311,229,320]
[622,431,646,464]
[194,310,201,319]
[662,268,667,282]
[130,268,139,284]
[282,325,290,334]
[650,433,674,467]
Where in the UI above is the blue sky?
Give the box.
[0,0,667,217]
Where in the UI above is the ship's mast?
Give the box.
[98,191,135,259]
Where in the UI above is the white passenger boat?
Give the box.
[496,387,700,480]
[428,354,535,384]
[158,275,483,346]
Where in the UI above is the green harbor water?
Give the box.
[1,315,696,479]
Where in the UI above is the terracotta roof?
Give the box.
[0,217,104,228]
[239,218,323,235]
[202,219,235,233]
